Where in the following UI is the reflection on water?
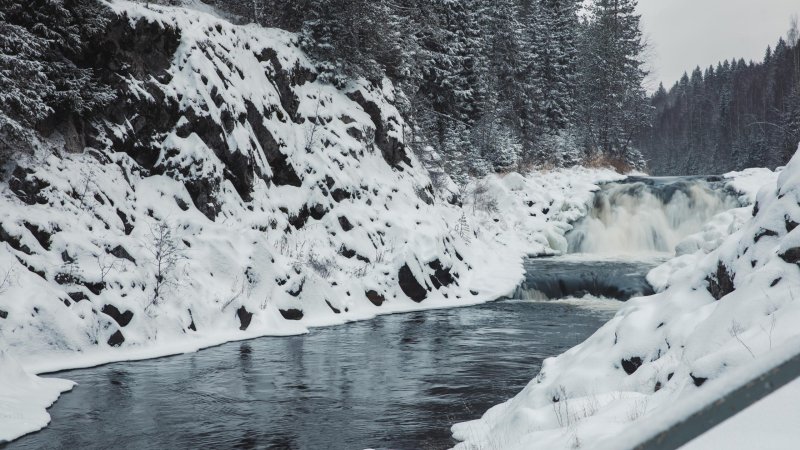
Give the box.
[6,299,617,450]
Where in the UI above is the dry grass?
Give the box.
[583,153,634,174]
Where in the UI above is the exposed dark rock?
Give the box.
[654,381,662,392]
[176,108,260,202]
[785,216,799,233]
[68,291,89,302]
[331,188,351,203]
[279,308,304,320]
[109,245,136,264]
[9,166,50,205]
[101,304,134,327]
[288,205,310,229]
[346,90,411,168]
[236,306,253,331]
[325,300,341,314]
[780,247,800,264]
[309,204,328,221]
[188,309,197,331]
[84,282,105,296]
[245,100,302,187]
[174,196,190,211]
[771,277,782,287]
[256,48,315,120]
[399,264,427,302]
[89,18,182,169]
[0,224,33,255]
[428,259,455,289]
[346,127,365,141]
[365,290,385,306]
[621,356,643,375]
[338,216,354,232]
[116,209,134,235]
[706,261,735,300]
[107,330,125,347]
[181,174,222,221]
[16,257,46,279]
[691,373,708,387]
[287,279,304,297]
[754,228,778,242]
[0,310,7,319]
[23,223,54,250]
[339,247,356,259]
[61,251,75,263]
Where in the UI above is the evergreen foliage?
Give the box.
[639,36,800,174]
[209,0,649,178]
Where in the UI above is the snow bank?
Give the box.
[0,1,619,441]
[452,157,791,449]
[0,348,73,443]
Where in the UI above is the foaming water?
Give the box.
[567,177,739,255]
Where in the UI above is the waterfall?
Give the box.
[567,177,740,255]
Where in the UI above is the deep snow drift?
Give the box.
[0,1,621,442]
[452,156,793,449]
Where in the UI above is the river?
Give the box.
[4,176,737,450]
[5,296,621,450]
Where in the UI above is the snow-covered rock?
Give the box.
[452,153,795,449]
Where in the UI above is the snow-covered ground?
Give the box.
[0,1,621,442]
[452,160,796,449]
[2,1,786,445]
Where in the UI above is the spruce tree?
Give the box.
[578,0,649,164]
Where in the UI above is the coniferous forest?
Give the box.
[0,0,652,184]
[212,0,652,181]
[639,31,800,175]
[1,0,799,179]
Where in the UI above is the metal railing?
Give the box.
[634,352,800,450]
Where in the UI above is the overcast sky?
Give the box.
[636,0,800,91]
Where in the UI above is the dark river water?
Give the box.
[5,295,621,450]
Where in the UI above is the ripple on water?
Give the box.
[7,298,617,450]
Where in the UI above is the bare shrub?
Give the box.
[0,266,13,294]
[627,398,648,422]
[583,152,634,174]
[96,253,121,285]
[729,320,756,359]
[307,249,337,279]
[471,180,498,214]
[145,222,184,307]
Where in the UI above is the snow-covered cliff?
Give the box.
[0,2,623,441]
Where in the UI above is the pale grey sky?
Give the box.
[636,0,800,91]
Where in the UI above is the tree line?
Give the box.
[1,0,651,182]
[207,0,651,182]
[638,19,800,175]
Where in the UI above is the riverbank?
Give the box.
[452,158,788,449]
[4,297,619,449]
[0,163,620,443]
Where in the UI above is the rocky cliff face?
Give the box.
[0,1,485,357]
